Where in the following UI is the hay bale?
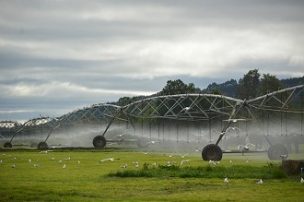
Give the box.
[282,160,304,175]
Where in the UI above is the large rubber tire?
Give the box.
[202,144,223,161]
[93,136,106,149]
[268,144,288,160]
[3,142,12,148]
[37,142,48,150]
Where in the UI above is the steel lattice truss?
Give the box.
[246,85,304,114]
[1,85,304,141]
[9,117,55,139]
[122,94,242,121]
[0,121,20,129]
[54,104,121,127]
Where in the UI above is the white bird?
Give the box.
[257,179,263,184]
[132,161,139,168]
[58,160,62,163]
[229,160,233,164]
[121,163,128,168]
[28,159,32,163]
[209,160,217,166]
[180,159,190,166]
[100,158,114,163]
[301,177,304,184]
[224,177,229,184]
[152,162,157,167]
[181,153,188,158]
[62,164,66,169]
[11,164,16,168]
[33,164,38,168]
[77,160,80,164]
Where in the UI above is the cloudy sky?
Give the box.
[0,0,304,121]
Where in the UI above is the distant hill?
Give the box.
[201,76,304,98]
[202,79,238,97]
[281,76,304,88]
[110,74,304,106]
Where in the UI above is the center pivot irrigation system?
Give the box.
[1,85,304,161]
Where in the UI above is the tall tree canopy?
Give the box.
[258,73,282,95]
[159,79,198,95]
[237,69,260,99]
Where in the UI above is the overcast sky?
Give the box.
[0,0,304,121]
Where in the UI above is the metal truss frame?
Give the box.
[122,94,243,121]
[2,85,303,148]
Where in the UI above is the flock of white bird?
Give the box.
[0,152,303,184]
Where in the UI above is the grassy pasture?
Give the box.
[0,149,303,201]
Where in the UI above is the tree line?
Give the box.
[113,69,304,106]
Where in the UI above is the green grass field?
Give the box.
[0,149,303,201]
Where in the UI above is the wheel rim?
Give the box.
[202,144,223,161]
[93,136,106,149]
[4,142,12,148]
[38,142,48,150]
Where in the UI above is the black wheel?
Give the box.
[93,136,106,149]
[37,142,48,150]
[202,144,223,161]
[136,138,148,148]
[4,142,12,148]
[268,144,288,160]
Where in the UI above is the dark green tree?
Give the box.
[160,79,198,95]
[237,69,260,99]
[258,73,282,95]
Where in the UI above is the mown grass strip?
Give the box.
[108,163,287,179]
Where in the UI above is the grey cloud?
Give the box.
[0,0,303,121]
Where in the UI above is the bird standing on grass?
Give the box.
[132,161,139,168]
[301,177,304,184]
[63,164,66,169]
[209,160,217,167]
[11,164,16,168]
[121,163,128,169]
[257,179,263,184]
[224,177,229,184]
